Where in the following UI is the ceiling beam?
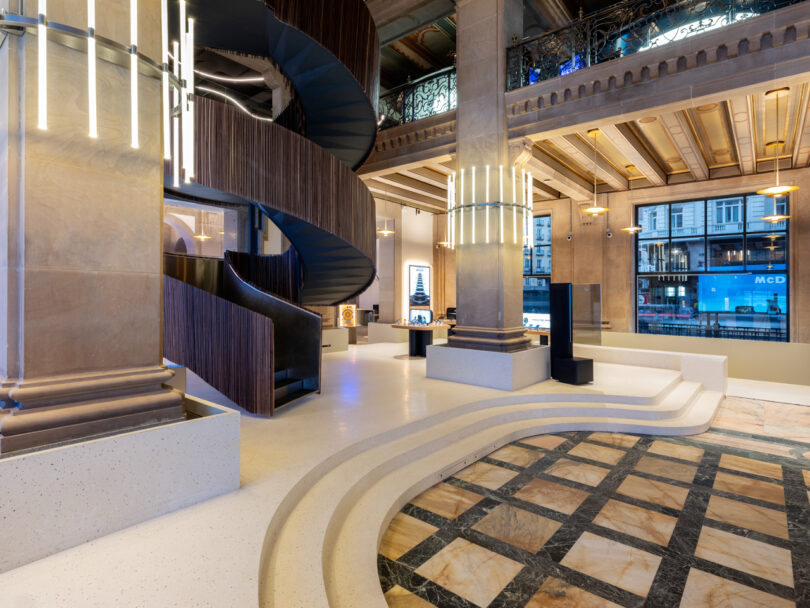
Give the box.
[400,167,451,189]
[599,123,667,186]
[728,96,757,175]
[532,180,560,200]
[373,173,447,201]
[526,146,593,201]
[659,112,709,181]
[554,134,629,191]
[365,180,446,212]
[792,86,810,168]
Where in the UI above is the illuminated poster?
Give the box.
[409,265,431,308]
[338,304,356,328]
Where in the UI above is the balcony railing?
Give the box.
[506,0,805,91]
[378,67,456,129]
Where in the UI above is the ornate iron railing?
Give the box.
[506,0,806,90]
[378,67,456,129]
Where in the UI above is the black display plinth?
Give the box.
[409,330,433,357]
[550,283,594,385]
[552,356,593,385]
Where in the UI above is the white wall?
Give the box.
[400,207,435,322]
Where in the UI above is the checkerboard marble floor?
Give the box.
[378,398,810,608]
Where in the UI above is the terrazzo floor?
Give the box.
[378,399,810,608]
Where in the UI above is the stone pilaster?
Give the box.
[448,0,530,352]
[0,0,183,453]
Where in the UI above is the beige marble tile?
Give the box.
[679,569,795,608]
[634,456,697,483]
[647,441,704,463]
[588,432,639,448]
[804,470,810,486]
[472,504,561,553]
[414,538,523,607]
[384,585,437,608]
[690,432,795,459]
[526,577,622,608]
[719,454,783,480]
[705,495,788,540]
[454,461,519,491]
[561,532,662,598]
[616,475,689,510]
[521,435,567,450]
[545,458,611,487]
[514,478,590,515]
[695,526,793,587]
[711,398,810,444]
[379,513,439,561]
[568,442,626,465]
[410,483,484,520]
[593,499,678,546]
[713,471,785,505]
[488,444,543,468]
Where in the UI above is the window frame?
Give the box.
[634,194,790,342]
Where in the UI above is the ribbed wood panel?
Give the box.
[164,275,275,416]
[194,97,376,263]
[267,0,380,102]
[226,249,302,304]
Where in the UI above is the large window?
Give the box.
[523,216,551,329]
[636,194,789,342]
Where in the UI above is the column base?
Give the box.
[0,366,184,454]
[427,343,550,391]
[448,325,531,353]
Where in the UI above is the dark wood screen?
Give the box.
[164,276,275,416]
[267,0,380,101]
[226,249,302,304]
[194,96,376,263]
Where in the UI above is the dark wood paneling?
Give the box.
[267,0,380,102]
[227,249,302,305]
[164,275,275,416]
[194,96,376,263]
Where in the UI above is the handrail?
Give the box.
[378,67,456,129]
[506,0,807,90]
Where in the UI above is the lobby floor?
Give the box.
[379,405,810,608]
[1,343,808,607]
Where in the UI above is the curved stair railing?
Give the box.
[163,0,379,414]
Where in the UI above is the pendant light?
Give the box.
[194,212,211,241]
[584,129,608,215]
[757,88,798,203]
[377,218,395,237]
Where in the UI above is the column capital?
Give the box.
[508,137,534,167]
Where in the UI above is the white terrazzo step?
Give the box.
[261,383,721,608]
[327,392,724,608]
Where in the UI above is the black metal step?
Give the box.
[274,387,316,409]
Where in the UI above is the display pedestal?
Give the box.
[426,344,550,391]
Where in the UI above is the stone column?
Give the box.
[0,0,183,453]
[448,0,530,352]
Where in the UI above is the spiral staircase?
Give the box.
[163,0,379,414]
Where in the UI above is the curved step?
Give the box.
[257,380,722,607]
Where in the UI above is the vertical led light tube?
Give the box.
[460,168,464,245]
[485,165,490,244]
[512,166,517,244]
[186,18,195,179]
[161,0,170,158]
[130,0,139,148]
[172,40,180,187]
[499,165,504,244]
[87,0,97,137]
[471,166,476,244]
[37,0,47,130]
[521,169,527,246]
[179,0,189,180]
[450,174,455,249]
[446,175,452,245]
[528,172,534,248]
